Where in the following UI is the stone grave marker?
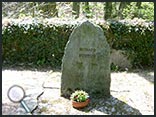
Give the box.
[61,21,111,98]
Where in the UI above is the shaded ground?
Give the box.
[2,68,154,115]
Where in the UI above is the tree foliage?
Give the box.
[122,2,154,21]
[2,2,154,21]
[72,2,80,19]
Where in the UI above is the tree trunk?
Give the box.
[136,2,142,9]
[51,2,58,17]
[135,2,142,18]
[118,2,130,19]
[72,2,80,19]
[84,2,91,18]
[40,2,58,18]
[32,2,36,17]
[28,2,35,17]
[104,2,112,20]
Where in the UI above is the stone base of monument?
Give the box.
[72,99,90,109]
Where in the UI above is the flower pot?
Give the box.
[72,98,90,109]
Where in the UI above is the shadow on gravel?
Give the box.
[76,95,142,115]
[2,65,61,72]
[137,72,154,84]
[127,69,154,84]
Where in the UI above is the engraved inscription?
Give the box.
[79,48,96,52]
[79,54,95,57]
[79,48,96,58]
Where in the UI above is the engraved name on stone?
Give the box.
[79,48,96,57]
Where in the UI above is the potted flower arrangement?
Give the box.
[70,90,90,109]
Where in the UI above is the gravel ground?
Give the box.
[2,68,154,115]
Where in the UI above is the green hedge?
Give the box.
[103,20,154,68]
[2,19,154,68]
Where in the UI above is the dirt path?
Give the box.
[2,68,154,115]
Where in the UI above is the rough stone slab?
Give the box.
[61,20,111,98]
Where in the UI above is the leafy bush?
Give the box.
[2,18,154,68]
[2,19,75,68]
[107,19,154,68]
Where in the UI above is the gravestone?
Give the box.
[61,21,111,98]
